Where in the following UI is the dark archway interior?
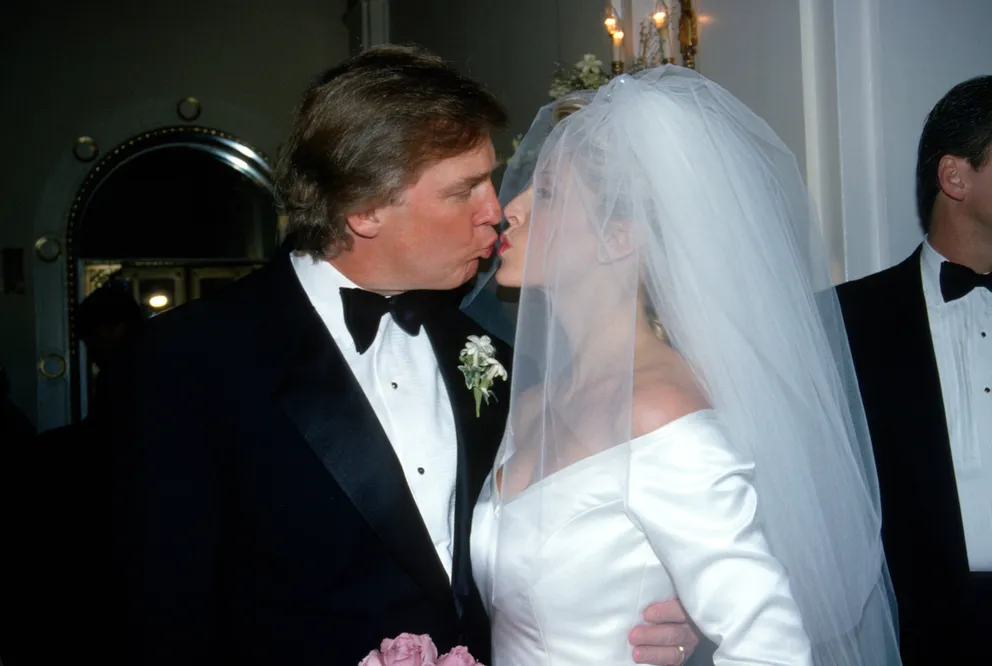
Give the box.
[78,143,279,260]
[67,128,281,420]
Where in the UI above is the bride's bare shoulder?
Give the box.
[631,355,710,439]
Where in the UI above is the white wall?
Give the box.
[874,0,992,270]
[695,0,809,173]
[390,0,614,161]
[0,1,350,427]
[801,0,992,282]
[695,0,992,281]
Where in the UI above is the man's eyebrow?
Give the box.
[443,162,503,192]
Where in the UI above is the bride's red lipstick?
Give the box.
[498,233,512,256]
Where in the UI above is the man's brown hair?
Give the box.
[916,75,992,233]
[277,45,508,258]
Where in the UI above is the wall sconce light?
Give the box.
[604,0,700,76]
[604,5,619,35]
[604,4,625,74]
[610,30,625,74]
[147,292,170,309]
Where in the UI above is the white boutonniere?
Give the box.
[458,335,508,418]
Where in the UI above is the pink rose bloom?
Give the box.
[436,646,482,666]
[379,633,439,666]
[358,651,387,666]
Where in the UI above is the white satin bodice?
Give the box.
[471,410,813,666]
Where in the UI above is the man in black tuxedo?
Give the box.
[107,46,697,666]
[837,75,991,663]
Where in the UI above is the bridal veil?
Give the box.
[476,66,901,665]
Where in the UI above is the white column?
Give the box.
[799,0,844,283]
[361,0,391,47]
[831,0,889,281]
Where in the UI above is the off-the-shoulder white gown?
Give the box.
[471,409,814,666]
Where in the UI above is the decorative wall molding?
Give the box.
[362,0,390,47]
[831,0,888,280]
[31,96,280,430]
[798,0,888,284]
[799,0,843,284]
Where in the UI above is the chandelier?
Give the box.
[604,1,699,75]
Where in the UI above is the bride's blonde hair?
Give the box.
[551,94,590,124]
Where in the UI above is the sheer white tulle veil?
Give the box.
[464,66,901,665]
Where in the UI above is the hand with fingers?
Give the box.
[628,599,701,665]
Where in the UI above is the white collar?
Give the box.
[291,251,360,289]
[290,251,362,351]
[920,238,991,309]
[920,238,946,301]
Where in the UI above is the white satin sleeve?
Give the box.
[628,410,813,666]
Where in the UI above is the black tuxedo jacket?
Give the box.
[107,253,512,665]
[837,245,989,662]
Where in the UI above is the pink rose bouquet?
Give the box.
[358,633,484,666]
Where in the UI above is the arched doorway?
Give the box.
[66,125,281,420]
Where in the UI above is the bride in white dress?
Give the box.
[467,67,901,665]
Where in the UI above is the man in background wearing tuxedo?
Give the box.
[837,75,991,663]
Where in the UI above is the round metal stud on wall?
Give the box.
[38,353,67,379]
[73,136,99,162]
[177,96,202,122]
[34,235,63,262]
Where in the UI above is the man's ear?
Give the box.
[346,209,383,239]
[937,155,969,203]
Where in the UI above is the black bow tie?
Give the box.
[340,288,427,354]
[940,261,992,303]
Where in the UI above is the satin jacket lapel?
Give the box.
[275,310,453,606]
[886,252,948,433]
[421,302,510,613]
[883,252,968,560]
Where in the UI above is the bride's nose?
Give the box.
[504,202,527,229]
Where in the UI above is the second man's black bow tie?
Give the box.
[940,261,992,303]
[340,287,427,354]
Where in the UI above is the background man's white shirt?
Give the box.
[921,241,992,571]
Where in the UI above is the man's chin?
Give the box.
[458,259,481,286]
[414,260,483,292]
[416,267,475,292]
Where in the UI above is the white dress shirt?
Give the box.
[921,241,992,571]
[291,252,459,579]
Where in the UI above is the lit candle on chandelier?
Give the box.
[653,9,672,62]
[611,30,624,63]
[604,5,619,35]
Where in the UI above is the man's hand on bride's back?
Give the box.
[628,599,701,665]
